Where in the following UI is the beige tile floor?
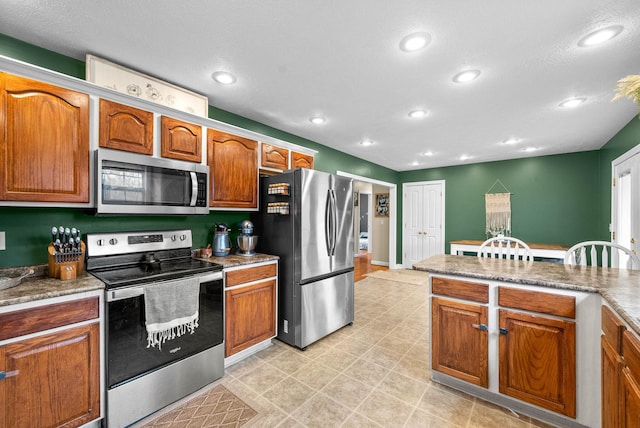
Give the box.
[214,274,555,428]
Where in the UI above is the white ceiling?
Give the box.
[1,1,640,171]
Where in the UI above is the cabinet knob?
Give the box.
[499,328,508,335]
[631,237,636,244]
[471,323,488,331]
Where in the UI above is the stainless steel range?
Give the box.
[86,230,224,428]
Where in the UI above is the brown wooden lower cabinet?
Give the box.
[621,330,640,427]
[431,296,488,387]
[602,336,624,427]
[498,309,576,418]
[0,322,100,428]
[225,262,278,357]
[225,279,277,357]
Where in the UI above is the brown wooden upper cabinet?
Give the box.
[0,72,89,203]
[261,143,289,170]
[160,116,202,163]
[99,99,153,155]
[291,151,314,169]
[207,128,258,209]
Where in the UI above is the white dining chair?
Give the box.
[563,240,640,269]
[477,237,533,261]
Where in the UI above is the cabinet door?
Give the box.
[0,323,100,428]
[602,336,624,428]
[622,367,640,427]
[160,116,202,162]
[0,72,89,202]
[261,143,289,170]
[291,151,314,169]
[207,129,258,209]
[99,99,153,154]
[225,279,276,356]
[498,309,576,417]
[431,296,488,387]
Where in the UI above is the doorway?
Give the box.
[402,180,445,268]
[612,144,640,266]
[337,171,397,275]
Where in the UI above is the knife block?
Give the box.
[48,241,85,280]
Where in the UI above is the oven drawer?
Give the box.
[0,297,99,341]
[226,263,277,287]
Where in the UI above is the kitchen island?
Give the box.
[413,254,640,428]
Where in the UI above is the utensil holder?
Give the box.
[48,241,85,280]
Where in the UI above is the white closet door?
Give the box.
[403,181,445,267]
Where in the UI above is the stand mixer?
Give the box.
[237,220,258,256]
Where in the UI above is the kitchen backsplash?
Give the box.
[0,206,248,268]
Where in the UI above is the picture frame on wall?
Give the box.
[354,191,359,207]
[375,193,389,217]
[85,54,208,117]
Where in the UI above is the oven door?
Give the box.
[106,272,223,389]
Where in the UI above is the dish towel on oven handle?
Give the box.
[144,277,200,350]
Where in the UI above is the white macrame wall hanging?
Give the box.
[485,179,512,237]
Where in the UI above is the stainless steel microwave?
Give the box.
[95,149,209,215]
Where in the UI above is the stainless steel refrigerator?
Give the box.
[255,168,354,349]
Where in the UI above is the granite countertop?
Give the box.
[414,254,640,336]
[195,253,279,269]
[0,265,104,308]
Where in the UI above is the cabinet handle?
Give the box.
[499,328,508,335]
[0,370,19,380]
[471,323,488,331]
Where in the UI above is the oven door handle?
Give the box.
[107,286,144,302]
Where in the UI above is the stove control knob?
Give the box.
[171,235,177,241]
[180,234,187,241]
[97,239,106,246]
[109,238,118,246]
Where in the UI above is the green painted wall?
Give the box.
[0,33,398,268]
[399,151,602,255]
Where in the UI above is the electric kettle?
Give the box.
[212,224,231,257]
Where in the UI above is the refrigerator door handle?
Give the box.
[330,189,337,256]
[325,189,332,256]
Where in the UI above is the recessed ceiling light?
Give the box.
[399,32,432,52]
[408,109,427,118]
[578,25,623,47]
[421,151,434,156]
[523,147,539,152]
[309,116,326,125]
[411,161,421,166]
[502,138,520,145]
[360,140,373,146]
[559,97,586,108]
[459,154,472,161]
[211,71,237,84]
[453,69,481,83]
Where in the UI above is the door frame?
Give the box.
[402,180,446,268]
[337,171,398,269]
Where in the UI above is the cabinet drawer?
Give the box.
[0,297,99,341]
[431,277,488,303]
[498,287,575,319]
[226,263,277,287]
[602,305,626,354]
[623,330,640,385]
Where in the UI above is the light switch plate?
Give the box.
[0,231,5,250]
